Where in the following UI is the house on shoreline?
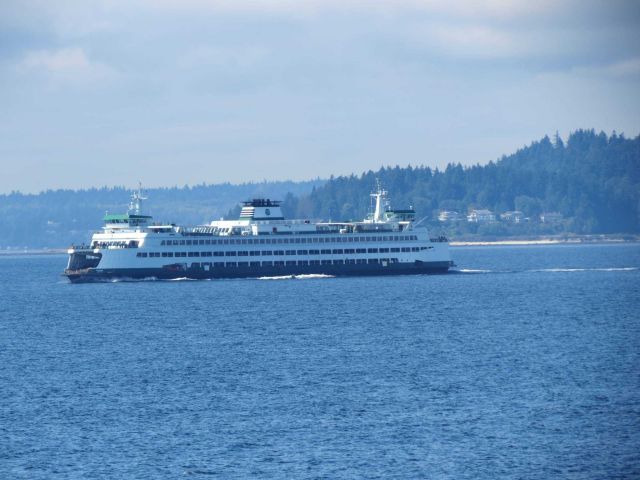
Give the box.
[467,209,496,224]
[500,211,524,224]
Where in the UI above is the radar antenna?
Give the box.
[129,181,147,215]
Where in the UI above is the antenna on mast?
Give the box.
[129,181,147,214]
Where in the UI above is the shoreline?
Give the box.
[450,236,638,247]
[0,249,67,256]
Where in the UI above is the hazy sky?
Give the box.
[1,0,639,193]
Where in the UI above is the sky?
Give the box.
[0,0,639,193]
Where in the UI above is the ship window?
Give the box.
[205,240,211,245]
[391,248,400,252]
[225,262,237,267]
[310,260,320,265]
[237,251,248,256]
[321,260,331,265]
[346,259,355,264]
[356,248,366,254]
[259,239,265,244]
[202,252,212,257]
[162,252,168,257]
[332,249,343,254]
[368,248,378,253]
[274,261,284,266]
[225,251,236,256]
[262,261,273,266]
[368,259,379,264]
[186,240,192,245]
[394,236,399,241]
[161,240,165,245]
[297,250,308,255]
[274,250,284,255]
[286,250,295,255]
[379,248,389,253]
[344,249,355,254]
[250,261,260,267]
[356,259,366,264]
[309,250,319,255]
[167,252,174,257]
[199,240,205,245]
[348,237,354,242]
[250,251,260,256]
[333,259,344,265]
[321,249,331,255]
[411,247,419,252]
[180,240,186,245]
[402,247,410,252]
[262,250,272,256]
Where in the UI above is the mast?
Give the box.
[128,182,147,215]
[370,179,388,223]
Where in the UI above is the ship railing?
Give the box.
[69,244,94,251]
[429,236,449,243]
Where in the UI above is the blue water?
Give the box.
[1,244,639,479]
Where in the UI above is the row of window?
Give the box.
[180,258,400,267]
[137,247,426,258]
[159,235,418,246]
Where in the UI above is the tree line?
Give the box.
[277,130,639,237]
[1,129,637,248]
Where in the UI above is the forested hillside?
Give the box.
[1,129,638,248]
[0,180,323,248]
[277,130,639,237]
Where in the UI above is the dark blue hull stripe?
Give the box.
[65,261,452,282]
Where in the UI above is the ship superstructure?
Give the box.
[64,184,453,282]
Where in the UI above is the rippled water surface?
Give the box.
[1,244,640,479]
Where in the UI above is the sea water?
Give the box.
[1,243,639,479]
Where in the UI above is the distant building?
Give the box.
[540,212,563,223]
[438,210,462,222]
[500,210,524,224]
[467,209,496,223]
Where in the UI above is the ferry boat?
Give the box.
[64,184,453,282]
